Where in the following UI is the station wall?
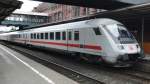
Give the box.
[132,20,150,54]
[122,19,150,54]
[143,23,150,54]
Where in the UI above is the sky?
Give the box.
[14,0,42,12]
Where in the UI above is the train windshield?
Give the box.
[105,24,137,44]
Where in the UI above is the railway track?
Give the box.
[2,42,150,84]
[122,70,150,83]
[109,67,150,83]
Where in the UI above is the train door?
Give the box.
[67,29,73,52]
[67,28,85,53]
[26,33,30,44]
[24,33,27,44]
[24,33,29,45]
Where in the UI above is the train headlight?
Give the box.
[117,45,124,50]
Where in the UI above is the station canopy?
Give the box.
[28,2,150,30]
[33,0,150,10]
[92,3,150,20]
[0,0,22,22]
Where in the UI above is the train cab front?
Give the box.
[102,24,144,67]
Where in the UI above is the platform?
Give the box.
[0,44,78,84]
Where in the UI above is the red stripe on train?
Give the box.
[16,39,102,50]
[84,45,102,50]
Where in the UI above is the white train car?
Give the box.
[0,18,143,67]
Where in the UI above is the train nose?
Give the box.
[117,54,129,61]
[117,54,141,62]
[114,54,140,67]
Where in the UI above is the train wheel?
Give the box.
[75,53,83,61]
[77,53,94,63]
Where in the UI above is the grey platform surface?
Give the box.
[142,54,150,61]
[0,44,78,84]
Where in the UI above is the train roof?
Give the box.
[0,18,122,34]
[85,18,122,25]
[24,18,122,33]
[23,18,121,29]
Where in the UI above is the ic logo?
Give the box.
[129,46,133,50]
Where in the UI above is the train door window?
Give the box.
[50,32,54,40]
[93,27,101,35]
[45,33,48,40]
[68,31,72,40]
[62,31,66,40]
[34,33,36,39]
[74,31,79,41]
[40,33,44,39]
[56,32,61,40]
[37,33,39,39]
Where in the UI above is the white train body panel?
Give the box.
[0,18,142,66]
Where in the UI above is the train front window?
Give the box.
[105,24,136,44]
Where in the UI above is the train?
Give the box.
[0,18,143,67]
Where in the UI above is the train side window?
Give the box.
[40,33,44,39]
[56,32,61,40]
[50,32,54,40]
[68,31,72,40]
[34,33,36,39]
[74,31,79,41]
[37,33,39,39]
[93,27,101,35]
[62,31,66,40]
[45,33,48,40]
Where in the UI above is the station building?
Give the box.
[32,3,105,23]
